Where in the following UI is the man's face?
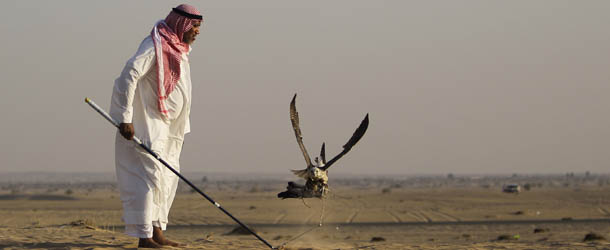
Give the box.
[183,20,201,45]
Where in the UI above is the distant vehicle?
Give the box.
[502,184,521,194]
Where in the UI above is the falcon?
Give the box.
[278,94,369,199]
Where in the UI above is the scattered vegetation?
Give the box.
[370,236,386,242]
[496,234,521,241]
[533,228,549,233]
[496,234,512,241]
[149,172,610,193]
[583,232,606,242]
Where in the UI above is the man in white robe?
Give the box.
[109,4,202,248]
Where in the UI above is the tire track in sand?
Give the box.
[429,209,461,222]
[303,212,315,224]
[415,210,433,222]
[405,210,429,222]
[340,194,367,223]
[346,210,360,223]
[385,211,403,223]
[273,213,286,224]
[598,207,610,217]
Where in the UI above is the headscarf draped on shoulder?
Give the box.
[151,4,202,118]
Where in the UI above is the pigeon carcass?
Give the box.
[278,94,369,199]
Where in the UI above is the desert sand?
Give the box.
[1,174,610,249]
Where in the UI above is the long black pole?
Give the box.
[85,98,275,249]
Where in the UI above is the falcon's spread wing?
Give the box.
[320,143,327,165]
[290,94,313,168]
[320,114,369,171]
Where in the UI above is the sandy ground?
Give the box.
[1,184,610,249]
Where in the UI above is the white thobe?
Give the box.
[109,35,192,237]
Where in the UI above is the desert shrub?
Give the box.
[381,188,391,194]
[583,232,605,242]
[65,189,73,195]
[496,235,511,241]
[533,228,548,233]
[371,237,386,242]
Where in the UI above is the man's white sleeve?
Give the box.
[184,115,190,134]
[111,40,155,123]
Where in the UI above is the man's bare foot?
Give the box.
[152,226,186,247]
[138,238,163,248]
[157,238,185,247]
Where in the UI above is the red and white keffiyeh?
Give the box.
[151,4,202,118]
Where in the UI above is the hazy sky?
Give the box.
[1,1,609,175]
